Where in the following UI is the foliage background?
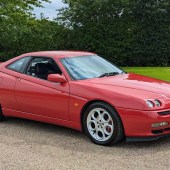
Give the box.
[0,0,170,66]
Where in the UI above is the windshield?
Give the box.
[60,55,124,80]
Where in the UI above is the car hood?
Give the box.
[83,73,170,97]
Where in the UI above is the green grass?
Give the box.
[123,67,170,82]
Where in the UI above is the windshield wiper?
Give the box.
[98,72,120,78]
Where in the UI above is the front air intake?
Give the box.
[158,111,170,116]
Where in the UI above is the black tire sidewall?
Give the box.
[0,107,4,121]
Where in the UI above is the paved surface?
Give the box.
[0,118,170,170]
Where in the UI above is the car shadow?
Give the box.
[2,117,170,156]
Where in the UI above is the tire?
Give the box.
[83,102,124,146]
[0,107,4,121]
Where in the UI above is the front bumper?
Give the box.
[116,107,170,140]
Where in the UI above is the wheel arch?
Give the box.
[80,100,124,132]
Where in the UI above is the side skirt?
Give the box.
[2,108,82,131]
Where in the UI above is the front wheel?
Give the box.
[83,102,124,146]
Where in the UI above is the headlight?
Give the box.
[146,99,162,108]
[146,100,154,108]
[154,99,162,107]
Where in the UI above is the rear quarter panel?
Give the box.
[0,61,20,111]
[0,72,18,110]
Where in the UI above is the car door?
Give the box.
[15,56,69,120]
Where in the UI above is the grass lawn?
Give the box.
[123,67,170,82]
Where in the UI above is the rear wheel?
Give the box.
[83,102,124,146]
[0,107,4,121]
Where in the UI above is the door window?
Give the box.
[26,57,62,80]
[7,57,31,73]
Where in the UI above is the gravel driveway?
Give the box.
[0,118,170,170]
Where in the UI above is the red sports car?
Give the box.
[0,51,170,145]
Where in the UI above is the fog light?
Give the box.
[152,122,169,128]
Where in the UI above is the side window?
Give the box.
[26,57,62,80]
[7,57,31,73]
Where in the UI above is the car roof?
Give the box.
[21,51,95,59]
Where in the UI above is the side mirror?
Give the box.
[48,74,67,83]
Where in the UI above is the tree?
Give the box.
[58,0,170,66]
[130,0,170,66]
[0,0,52,61]
[1,0,170,66]
[57,0,137,65]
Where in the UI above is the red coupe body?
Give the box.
[1,51,170,142]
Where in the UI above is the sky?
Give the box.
[34,0,66,20]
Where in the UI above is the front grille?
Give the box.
[158,111,170,116]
